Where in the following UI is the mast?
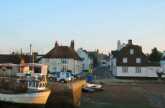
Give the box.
[30,44,34,74]
[30,44,32,56]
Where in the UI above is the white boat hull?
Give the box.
[0,90,51,105]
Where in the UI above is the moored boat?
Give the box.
[0,63,51,106]
[0,90,50,104]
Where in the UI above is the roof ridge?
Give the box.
[44,45,81,60]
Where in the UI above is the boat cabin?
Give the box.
[0,63,48,91]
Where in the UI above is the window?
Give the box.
[136,58,141,64]
[136,67,141,73]
[130,49,134,55]
[61,59,68,64]
[57,72,60,77]
[62,66,68,72]
[53,67,57,71]
[123,57,128,63]
[66,72,70,78]
[122,67,128,72]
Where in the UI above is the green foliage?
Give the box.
[88,52,99,67]
[83,65,93,77]
[148,47,163,62]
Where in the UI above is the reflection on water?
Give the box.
[0,102,76,108]
[0,102,45,108]
[0,80,85,108]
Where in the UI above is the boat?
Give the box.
[82,82,104,93]
[0,63,51,106]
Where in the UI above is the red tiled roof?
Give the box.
[44,46,81,60]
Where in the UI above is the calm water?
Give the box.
[0,102,45,108]
[0,102,76,108]
[0,81,83,108]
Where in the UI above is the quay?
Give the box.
[46,80,86,108]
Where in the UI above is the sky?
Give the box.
[0,0,165,54]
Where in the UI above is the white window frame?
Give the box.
[130,49,134,55]
[136,58,141,64]
[61,59,68,64]
[136,67,141,73]
[122,66,128,72]
[123,57,128,63]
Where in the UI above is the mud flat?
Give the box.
[80,81,165,108]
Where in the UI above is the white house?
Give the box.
[77,48,93,71]
[40,41,82,75]
[160,51,165,73]
[111,40,160,78]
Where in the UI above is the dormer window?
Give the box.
[130,49,134,55]
[136,58,141,64]
[123,57,128,63]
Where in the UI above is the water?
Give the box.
[0,102,45,108]
[0,80,85,108]
[0,101,77,108]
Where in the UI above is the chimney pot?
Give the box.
[128,39,132,45]
[70,40,74,49]
[55,41,59,47]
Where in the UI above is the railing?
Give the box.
[27,76,47,91]
[27,80,47,90]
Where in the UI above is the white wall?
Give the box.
[110,58,117,76]
[160,61,165,73]
[40,58,82,75]
[77,48,92,71]
[116,66,160,78]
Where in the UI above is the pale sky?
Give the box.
[0,0,165,54]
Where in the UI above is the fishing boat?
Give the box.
[0,63,51,106]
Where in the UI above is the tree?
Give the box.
[148,47,163,62]
[88,51,99,67]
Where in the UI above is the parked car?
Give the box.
[48,73,57,81]
[56,72,74,82]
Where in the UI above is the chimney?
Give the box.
[70,40,74,49]
[55,41,59,48]
[20,58,25,64]
[128,39,132,45]
[30,44,32,55]
[117,40,121,50]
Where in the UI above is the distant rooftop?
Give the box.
[0,54,33,64]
